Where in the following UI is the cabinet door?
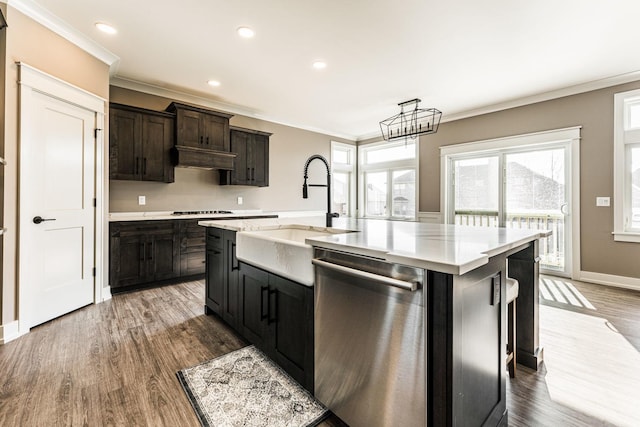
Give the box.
[222,230,240,329]
[176,109,202,148]
[141,114,174,183]
[268,274,314,389]
[148,228,181,281]
[109,107,142,180]
[238,262,270,349]
[111,233,147,287]
[180,220,206,276]
[229,130,250,185]
[250,134,269,187]
[206,247,225,315]
[201,113,229,152]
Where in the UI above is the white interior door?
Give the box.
[19,89,96,330]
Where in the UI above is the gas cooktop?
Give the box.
[172,210,234,215]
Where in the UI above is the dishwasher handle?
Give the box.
[312,258,419,291]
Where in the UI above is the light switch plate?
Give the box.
[138,195,146,205]
[596,196,610,207]
[237,196,243,205]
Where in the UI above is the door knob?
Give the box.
[33,216,56,224]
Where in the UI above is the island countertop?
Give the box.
[198,216,549,275]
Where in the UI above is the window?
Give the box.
[441,127,580,277]
[359,140,417,220]
[331,142,356,217]
[614,89,640,242]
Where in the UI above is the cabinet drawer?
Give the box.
[207,228,224,249]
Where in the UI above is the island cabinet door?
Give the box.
[428,254,508,427]
[205,247,224,315]
[238,262,270,350]
[222,230,240,330]
[267,274,314,391]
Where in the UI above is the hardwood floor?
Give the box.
[0,277,638,426]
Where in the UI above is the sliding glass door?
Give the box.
[451,145,571,276]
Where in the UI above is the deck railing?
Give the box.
[454,210,564,270]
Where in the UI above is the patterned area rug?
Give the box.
[177,345,328,427]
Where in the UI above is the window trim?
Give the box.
[358,139,418,220]
[330,141,357,217]
[614,89,640,242]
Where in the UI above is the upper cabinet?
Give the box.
[167,102,233,152]
[220,126,271,187]
[109,103,175,183]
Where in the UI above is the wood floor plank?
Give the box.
[0,277,638,426]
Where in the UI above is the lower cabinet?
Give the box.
[205,227,241,331]
[237,262,314,391]
[204,227,314,391]
[110,221,181,289]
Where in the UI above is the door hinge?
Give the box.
[94,128,103,138]
[92,267,96,277]
[93,198,97,207]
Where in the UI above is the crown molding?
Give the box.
[8,0,120,70]
[441,70,640,123]
[110,76,358,141]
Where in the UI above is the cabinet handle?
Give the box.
[200,136,204,145]
[140,243,145,261]
[252,167,255,182]
[147,242,153,260]
[268,289,277,324]
[260,286,269,320]
[135,157,140,175]
[143,158,147,175]
[206,136,210,145]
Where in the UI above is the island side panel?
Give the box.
[507,240,543,370]
[428,253,508,427]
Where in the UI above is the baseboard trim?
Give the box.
[0,320,21,344]
[418,211,443,223]
[100,285,112,302]
[578,270,640,292]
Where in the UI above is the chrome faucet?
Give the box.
[302,154,339,227]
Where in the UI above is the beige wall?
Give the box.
[419,81,640,279]
[109,86,353,213]
[1,5,110,324]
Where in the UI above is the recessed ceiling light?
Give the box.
[95,22,117,35]
[207,80,221,87]
[237,27,255,38]
[312,61,327,70]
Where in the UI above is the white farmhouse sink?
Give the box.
[236,225,352,286]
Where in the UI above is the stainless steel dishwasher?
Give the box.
[312,248,425,427]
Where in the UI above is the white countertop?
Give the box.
[199,216,550,275]
[108,210,277,222]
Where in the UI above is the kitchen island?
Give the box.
[199,216,548,427]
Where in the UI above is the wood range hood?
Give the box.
[171,145,236,170]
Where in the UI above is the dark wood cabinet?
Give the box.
[180,220,207,276]
[220,127,271,187]
[237,261,314,390]
[167,102,232,152]
[203,227,314,391]
[109,103,175,183]
[109,221,180,289]
[205,228,241,331]
[205,227,225,315]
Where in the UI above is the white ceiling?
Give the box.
[19,0,640,140]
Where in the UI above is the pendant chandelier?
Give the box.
[379,98,441,141]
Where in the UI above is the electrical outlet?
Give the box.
[237,196,243,205]
[596,197,610,207]
[138,195,146,205]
